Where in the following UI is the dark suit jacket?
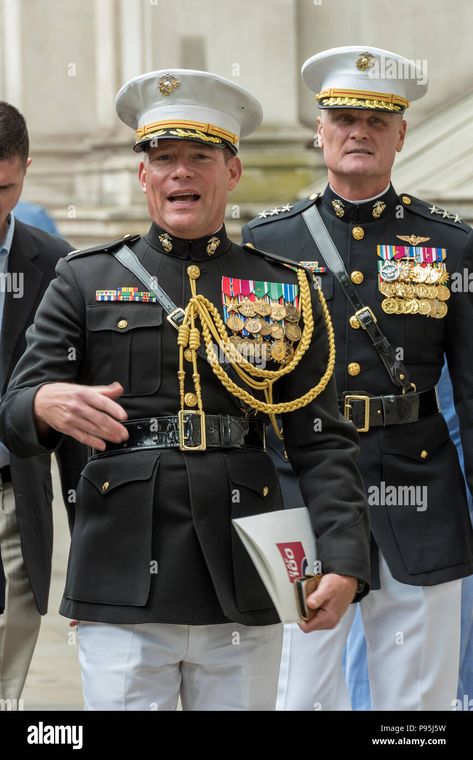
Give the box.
[0,224,370,625]
[1,219,85,615]
[242,185,473,588]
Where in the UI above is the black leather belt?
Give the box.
[341,388,439,432]
[0,465,11,483]
[88,413,266,459]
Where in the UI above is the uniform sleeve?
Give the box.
[445,228,473,499]
[0,258,85,457]
[278,278,371,590]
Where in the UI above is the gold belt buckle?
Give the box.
[178,410,207,451]
[343,394,370,433]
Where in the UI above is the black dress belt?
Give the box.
[88,413,267,459]
[341,388,439,432]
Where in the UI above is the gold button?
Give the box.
[184,392,198,407]
[263,486,269,497]
[348,362,361,376]
[420,450,428,460]
[245,242,255,249]
[399,373,405,381]
[352,226,365,240]
[350,271,364,285]
[283,450,289,461]
[402,195,412,205]
[117,319,128,329]
[184,349,193,362]
[309,192,319,201]
[349,315,361,329]
[123,233,132,239]
[187,265,200,279]
[101,481,110,493]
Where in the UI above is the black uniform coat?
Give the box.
[0,224,370,625]
[242,185,473,588]
[0,220,84,615]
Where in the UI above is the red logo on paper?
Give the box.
[276,542,308,583]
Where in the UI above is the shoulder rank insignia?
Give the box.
[221,276,301,364]
[428,204,462,224]
[258,203,294,219]
[377,244,450,318]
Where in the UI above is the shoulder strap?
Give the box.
[301,205,413,393]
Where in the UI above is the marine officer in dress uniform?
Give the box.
[243,46,473,711]
[0,69,370,711]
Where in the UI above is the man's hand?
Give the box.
[34,381,129,450]
[299,573,357,633]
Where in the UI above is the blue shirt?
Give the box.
[0,213,16,467]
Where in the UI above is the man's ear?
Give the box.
[396,119,407,153]
[138,160,147,193]
[26,157,32,169]
[316,116,323,149]
[227,155,242,191]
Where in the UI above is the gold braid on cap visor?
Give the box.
[135,119,239,147]
[176,266,336,442]
[316,88,409,112]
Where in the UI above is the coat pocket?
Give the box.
[64,451,160,605]
[225,451,283,612]
[380,414,473,574]
[86,303,163,395]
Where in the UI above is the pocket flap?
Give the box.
[380,413,449,461]
[82,450,160,494]
[87,304,163,332]
[225,451,274,496]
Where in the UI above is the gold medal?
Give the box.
[415,284,429,298]
[380,281,393,297]
[228,334,242,346]
[395,299,406,314]
[436,302,448,318]
[284,304,300,323]
[271,340,288,363]
[403,299,413,314]
[284,343,295,362]
[271,323,285,340]
[382,298,398,315]
[436,285,450,301]
[285,323,302,342]
[238,299,256,317]
[258,321,272,337]
[253,299,272,317]
[226,314,244,332]
[418,299,431,316]
[271,303,287,320]
[409,299,420,314]
[438,270,450,285]
[412,266,427,283]
[245,318,262,334]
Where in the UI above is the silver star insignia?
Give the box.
[268,208,280,216]
[429,205,439,214]
[453,214,462,223]
[442,209,450,218]
[258,210,269,219]
[279,203,293,213]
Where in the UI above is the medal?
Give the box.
[284,304,300,323]
[381,298,398,314]
[271,323,285,340]
[238,299,256,317]
[258,321,273,337]
[271,304,287,320]
[271,341,288,363]
[245,318,262,334]
[436,285,450,301]
[253,299,272,317]
[380,260,400,282]
[226,314,244,332]
[285,323,302,342]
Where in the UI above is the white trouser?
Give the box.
[277,554,462,711]
[0,481,41,703]
[77,620,283,710]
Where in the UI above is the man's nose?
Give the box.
[349,121,370,139]
[172,158,194,178]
